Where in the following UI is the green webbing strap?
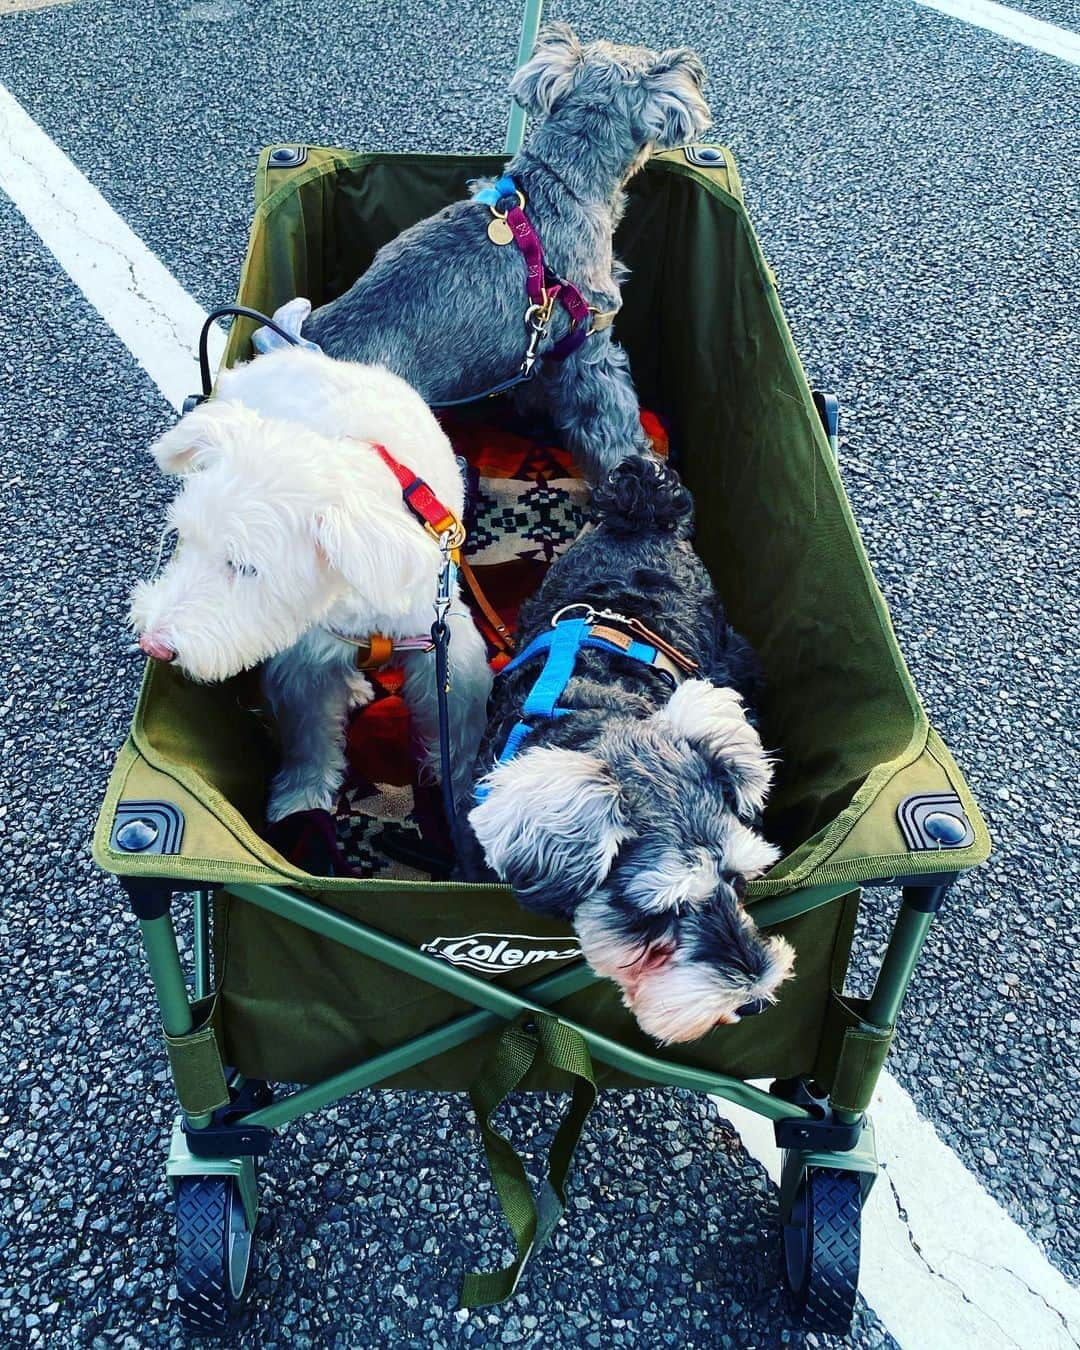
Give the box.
[460,1011,597,1308]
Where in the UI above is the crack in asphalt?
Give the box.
[960,1249,1080,1347]
[0,129,194,351]
[883,1166,1076,1349]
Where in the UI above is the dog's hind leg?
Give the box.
[400,605,493,802]
[262,640,357,822]
[528,334,653,481]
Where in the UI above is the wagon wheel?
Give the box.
[175,1176,254,1334]
[782,1166,862,1334]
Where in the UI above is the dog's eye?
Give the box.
[227,559,258,578]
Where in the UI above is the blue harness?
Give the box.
[475,614,678,802]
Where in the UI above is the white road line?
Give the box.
[0,81,224,412]
[720,1075,1080,1349]
[3,63,1078,1350]
[916,0,1080,66]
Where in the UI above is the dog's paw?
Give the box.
[266,764,340,822]
[345,669,377,711]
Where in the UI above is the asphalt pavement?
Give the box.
[0,0,1077,1345]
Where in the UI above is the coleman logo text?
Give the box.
[420,933,581,976]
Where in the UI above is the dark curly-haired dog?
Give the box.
[456,458,794,1044]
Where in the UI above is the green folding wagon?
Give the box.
[93,59,990,1341]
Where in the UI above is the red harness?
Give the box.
[328,444,470,670]
[371,443,465,561]
[369,442,515,656]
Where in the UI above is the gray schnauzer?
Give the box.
[456,458,795,1045]
[302,24,712,480]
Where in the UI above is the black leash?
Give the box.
[432,618,456,833]
[194,305,301,402]
[197,301,531,411]
[431,540,459,836]
[429,367,535,410]
[429,290,550,409]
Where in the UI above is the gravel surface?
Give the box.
[1,0,1077,1344]
[701,0,1080,1286]
[987,0,1080,33]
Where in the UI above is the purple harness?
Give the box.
[255,178,607,410]
[496,187,592,362]
[476,174,602,365]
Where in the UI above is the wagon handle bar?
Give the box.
[197,305,301,400]
[504,0,545,155]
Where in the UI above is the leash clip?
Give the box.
[434,532,457,622]
[520,304,550,378]
[432,530,459,693]
[550,602,598,627]
[524,301,551,335]
[550,603,632,628]
[425,518,466,552]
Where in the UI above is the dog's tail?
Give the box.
[592,456,694,538]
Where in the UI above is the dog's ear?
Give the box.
[469,746,629,914]
[642,48,712,148]
[149,399,257,476]
[652,679,773,817]
[313,494,431,610]
[509,21,584,115]
[724,818,782,880]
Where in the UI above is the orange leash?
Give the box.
[458,557,516,655]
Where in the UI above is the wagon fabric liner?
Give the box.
[96,146,988,1112]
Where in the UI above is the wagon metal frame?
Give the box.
[139,874,945,1142]
[123,856,960,1328]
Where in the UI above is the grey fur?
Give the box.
[303,24,712,480]
[456,459,795,1044]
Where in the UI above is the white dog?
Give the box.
[130,346,493,823]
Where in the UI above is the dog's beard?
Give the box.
[627,942,793,1044]
[622,143,655,186]
[129,564,331,684]
[573,849,793,1044]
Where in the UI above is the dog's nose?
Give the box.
[734,997,769,1018]
[138,633,176,662]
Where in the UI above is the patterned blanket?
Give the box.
[335,408,669,879]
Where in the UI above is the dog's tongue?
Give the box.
[138,634,176,662]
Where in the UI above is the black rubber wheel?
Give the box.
[175,1176,254,1334]
[783,1166,862,1334]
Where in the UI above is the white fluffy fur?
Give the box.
[621,846,720,914]
[469,746,629,898]
[724,819,782,880]
[653,680,774,817]
[572,895,656,985]
[131,347,492,821]
[627,930,796,1044]
[574,894,795,1044]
